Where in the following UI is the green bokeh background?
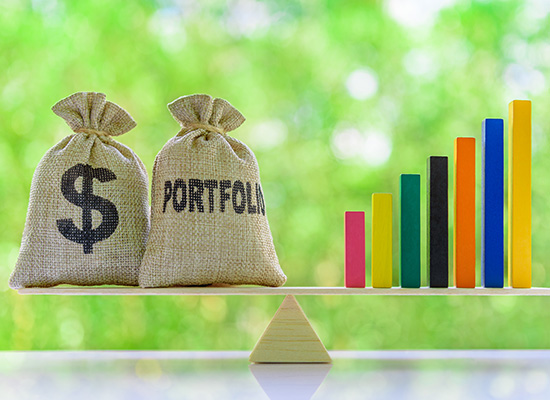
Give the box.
[2,0,550,350]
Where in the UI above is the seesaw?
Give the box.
[18,286,550,364]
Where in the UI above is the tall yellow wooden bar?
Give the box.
[372,193,392,288]
[508,100,531,288]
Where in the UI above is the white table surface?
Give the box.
[1,350,550,400]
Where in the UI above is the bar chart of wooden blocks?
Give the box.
[345,99,532,289]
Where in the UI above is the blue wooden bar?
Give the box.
[482,119,504,287]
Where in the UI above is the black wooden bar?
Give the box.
[427,156,449,288]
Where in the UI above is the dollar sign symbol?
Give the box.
[56,163,119,254]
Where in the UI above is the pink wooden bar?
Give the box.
[345,211,366,288]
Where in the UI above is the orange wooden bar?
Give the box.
[454,137,476,288]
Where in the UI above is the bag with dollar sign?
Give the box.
[139,94,286,287]
[9,92,150,288]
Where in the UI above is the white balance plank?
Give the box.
[16,286,550,296]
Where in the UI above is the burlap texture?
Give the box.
[139,94,286,287]
[9,92,149,288]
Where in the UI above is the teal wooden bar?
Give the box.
[400,174,421,288]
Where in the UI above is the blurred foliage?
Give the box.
[2,0,550,350]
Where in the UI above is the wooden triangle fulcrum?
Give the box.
[249,295,332,363]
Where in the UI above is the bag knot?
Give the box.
[168,94,245,135]
[52,92,136,137]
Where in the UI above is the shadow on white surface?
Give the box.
[1,351,550,399]
[250,363,332,400]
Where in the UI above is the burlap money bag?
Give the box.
[9,92,150,288]
[139,94,286,287]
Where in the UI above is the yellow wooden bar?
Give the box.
[372,193,393,288]
[508,100,531,288]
